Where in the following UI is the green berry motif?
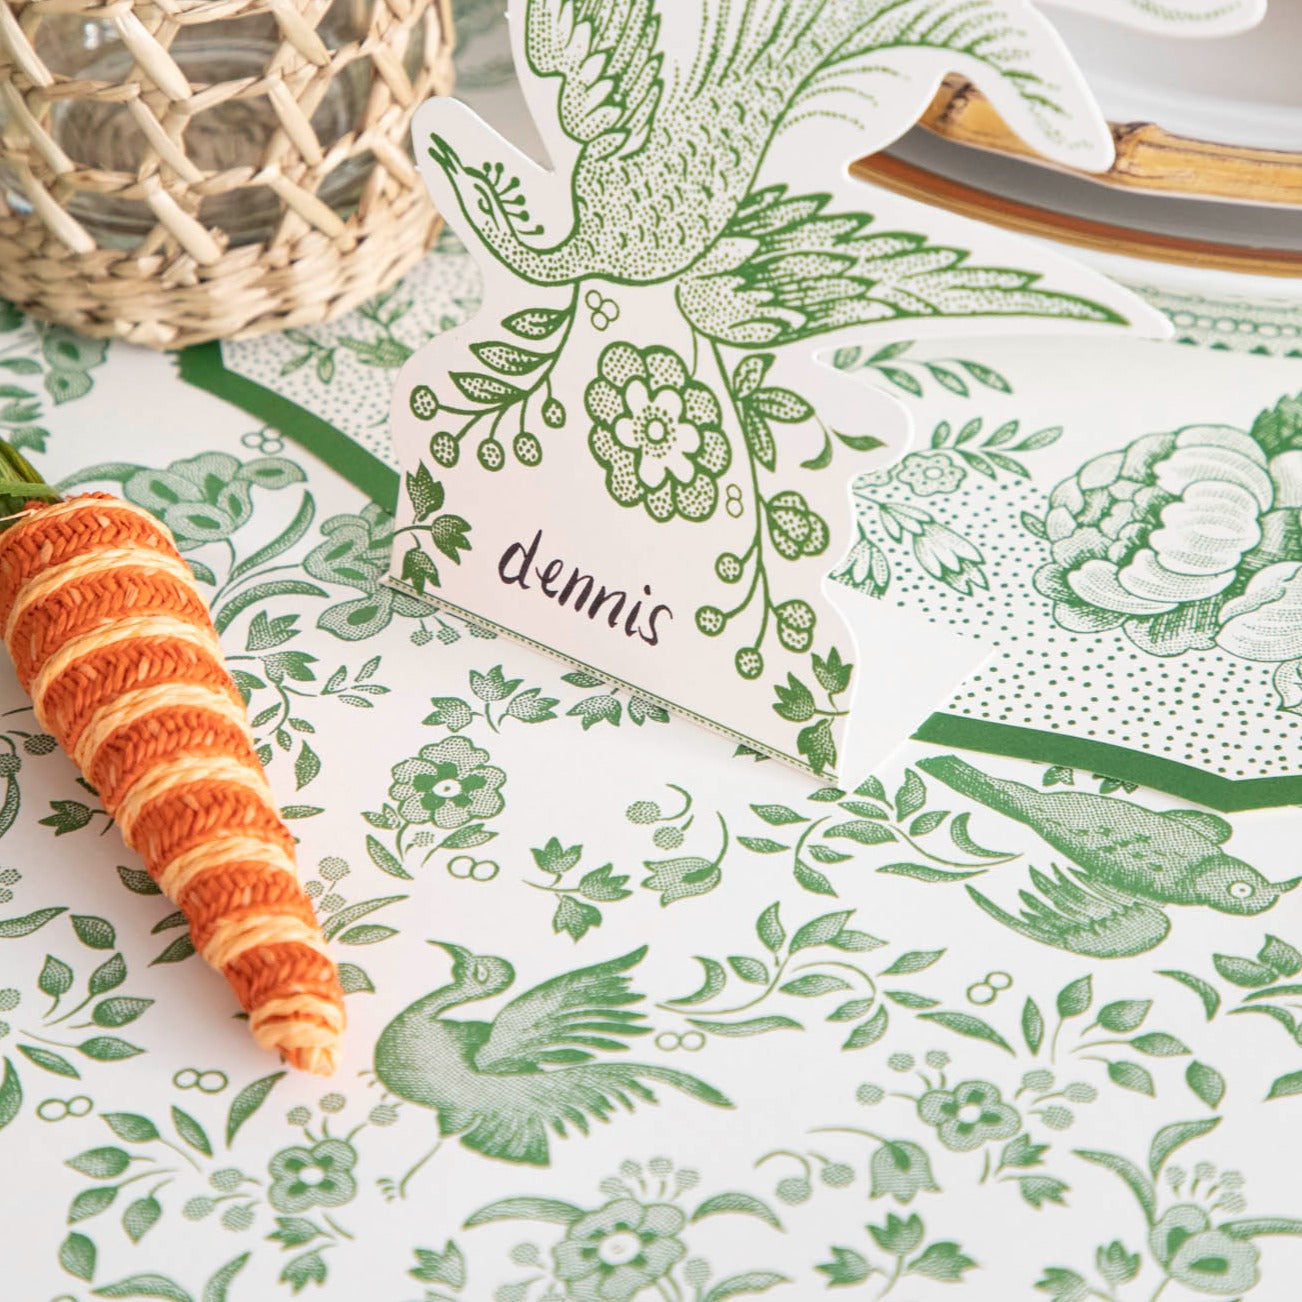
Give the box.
[183,1196,216,1220]
[543,397,566,427]
[695,605,725,636]
[22,734,56,755]
[775,1177,812,1205]
[514,432,543,465]
[430,432,459,466]
[735,647,763,679]
[652,826,684,849]
[715,552,743,583]
[409,384,438,420]
[478,439,506,471]
[209,1168,243,1193]
[221,1204,255,1231]
[411,628,434,646]
[821,1161,855,1188]
[626,800,661,824]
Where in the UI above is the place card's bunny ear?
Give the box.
[387,0,1165,780]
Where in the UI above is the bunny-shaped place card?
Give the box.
[385,0,1170,781]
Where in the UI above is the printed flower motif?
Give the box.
[917,1080,1020,1152]
[305,505,434,640]
[868,1140,939,1204]
[388,737,506,829]
[1035,426,1279,656]
[895,451,966,497]
[1216,562,1302,662]
[551,1198,686,1301]
[124,451,305,550]
[267,1139,357,1213]
[587,342,730,522]
[1149,1205,1260,1296]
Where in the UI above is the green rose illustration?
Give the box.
[552,1197,686,1302]
[1035,425,1282,656]
[389,737,506,829]
[917,1080,1020,1152]
[1149,1205,1260,1296]
[586,342,731,522]
[868,1140,939,1204]
[267,1139,358,1213]
[124,452,305,550]
[305,504,434,640]
[894,451,966,496]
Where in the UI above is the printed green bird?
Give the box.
[374,943,729,1166]
[917,754,1298,957]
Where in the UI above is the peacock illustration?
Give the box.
[918,754,1299,957]
[374,943,730,1170]
[422,0,1119,343]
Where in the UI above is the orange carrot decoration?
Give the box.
[0,451,344,1074]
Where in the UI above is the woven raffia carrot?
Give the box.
[0,449,344,1074]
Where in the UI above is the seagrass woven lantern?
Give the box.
[0,0,453,347]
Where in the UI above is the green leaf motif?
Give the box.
[1022,998,1044,1055]
[1130,1032,1190,1057]
[1185,1061,1225,1111]
[1158,969,1220,1020]
[1212,953,1276,987]
[751,804,806,826]
[1106,1060,1154,1097]
[1149,1117,1221,1178]
[78,1036,144,1062]
[70,1185,118,1222]
[701,1272,789,1302]
[790,911,852,952]
[337,963,374,995]
[58,1231,96,1282]
[123,1195,162,1244]
[781,974,851,997]
[1097,999,1151,1033]
[1266,1070,1302,1101]
[738,836,787,854]
[844,1004,889,1049]
[0,905,66,938]
[667,958,726,1007]
[38,954,74,998]
[877,862,983,882]
[756,903,785,953]
[18,1043,79,1078]
[908,1241,976,1281]
[1260,934,1302,976]
[691,1192,782,1229]
[687,1016,801,1038]
[102,1113,159,1143]
[816,1247,871,1286]
[365,835,411,881]
[880,949,944,975]
[172,1105,212,1156]
[553,894,602,942]
[203,1254,250,1302]
[728,955,769,985]
[1074,1148,1156,1223]
[68,1146,130,1178]
[71,914,116,949]
[463,1197,584,1227]
[894,770,926,820]
[409,1240,466,1288]
[0,1058,20,1133]
[93,1274,195,1301]
[226,1071,285,1147]
[1056,975,1092,1018]
[919,1010,1013,1053]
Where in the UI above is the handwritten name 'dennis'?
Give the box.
[498,530,673,646]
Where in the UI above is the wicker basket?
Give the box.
[0,0,454,348]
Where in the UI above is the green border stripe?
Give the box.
[176,342,400,511]
[914,712,1302,813]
